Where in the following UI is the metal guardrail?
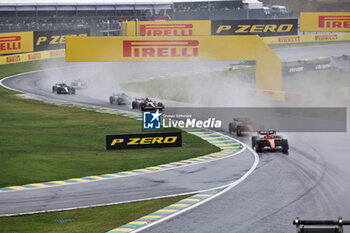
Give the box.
[294,217,350,233]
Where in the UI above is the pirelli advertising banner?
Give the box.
[211,19,298,36]
[0,31,33,55]
[300,12,350,32]
[66,35,283,95]
[106,132,182,150]
[122,20,211,36]
[262,33,350,44]
[34,29,90,51]
[0,49,65,65]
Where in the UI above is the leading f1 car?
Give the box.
[252,131,289,154]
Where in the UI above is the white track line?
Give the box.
[132,134,259,233]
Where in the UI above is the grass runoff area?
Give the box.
[0,195,190,233]
[0,59,219,232]
[0,59,219,187]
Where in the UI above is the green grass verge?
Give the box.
[0,59,220,187]
[0,195,190,233]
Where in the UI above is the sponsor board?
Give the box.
[212,19,298,36]
[0,31,33,55]
[122,40,199,58]
[262,33,350,44]
[106,132,182,150]
[284,65,305,74]
[0,49,65,65]
[122,20,211,36]
[34,29,90,51]
[65,35,282,93]
[283,59,333,75]
[300,12,350,32]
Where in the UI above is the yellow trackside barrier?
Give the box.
[0,49,65,65]
[66,35,283,99]
[122,20,211,36]
[262,33,350,44]
[300,12,350,32]
[0,31,33,54]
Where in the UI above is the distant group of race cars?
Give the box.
[109,93,165,111]
[52,82,286,154]
[52,82,165,111]
[229,117,289,154]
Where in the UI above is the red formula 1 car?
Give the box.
[251,131,289,154]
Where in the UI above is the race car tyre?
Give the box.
[236,126,243,137]
[157,102,164,109]
[282,139,289,154]
[256,140,264,153]
[109,96,114,104]
[251,136,258,148]
[140,102,145,111]
[117,98,124,105]
[228,122,236,134]
[132,101,138,109]
[71,88,76,95]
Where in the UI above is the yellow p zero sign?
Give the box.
[122,20,211,36]
[300,12,350,32]
[66,36,282,98]
[0,31,33,55]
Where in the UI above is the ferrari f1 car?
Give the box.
[71,80,87,89]
[52,83,75,94]
[252,131,289,154]
[228,118,255,136]
[132,97,164,111]
[109,93,132,105]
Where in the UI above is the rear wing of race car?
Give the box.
[257,130,276,135]
[233,117,249,122]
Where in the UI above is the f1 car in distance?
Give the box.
[109,93,132,105]
[132,97,165,111]
[228,117,255,136]
[71,80,87,89]
[52,83,75,94]
[252,131,289,154]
